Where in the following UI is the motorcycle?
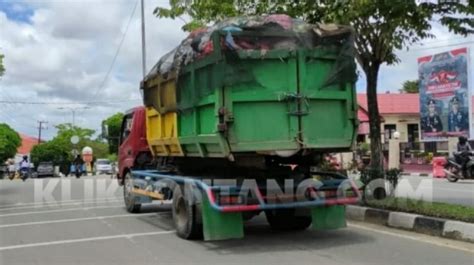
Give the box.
[74,164,83,179]
[8,171,15,180]
[444,151,474,182]
[19,167,29,182]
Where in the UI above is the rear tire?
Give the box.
[123,172,141,213]
[447,175,459,182]
[265,209,312,231]
[172,185,203,240]
[445,165,460,183]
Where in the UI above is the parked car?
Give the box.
[95,159,113,175]
[36,161,55,178]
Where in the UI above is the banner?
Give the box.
[418,48,470,141]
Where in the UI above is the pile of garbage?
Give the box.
[146,14,352,79]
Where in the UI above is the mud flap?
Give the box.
[201,195,244,241]
[311,205,346,230]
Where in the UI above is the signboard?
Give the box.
[418,47,470,141]
[81,146,93,163]
[70,135,79,145]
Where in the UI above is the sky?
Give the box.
[0,0,473,140]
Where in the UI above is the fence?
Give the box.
[399,141,450,165]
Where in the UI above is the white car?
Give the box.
[95,159,113,175]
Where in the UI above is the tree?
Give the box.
[400,80,419,94]
[30,142,69,168]
[53,123,95,151]
[30,124,109,168]
[102,112,123,154]
[85,140,109,159]
[0,123,21,163]
[155,0,473,172]
[0,54,5,77]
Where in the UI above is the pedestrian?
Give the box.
[73,155,84,178]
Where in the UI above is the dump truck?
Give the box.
[118,15,360,241]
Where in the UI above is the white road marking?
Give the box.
[0,205,124,217]
[0,213,160,228]
[0,230,175,251]
[0,197,122,209]
[411,186,474,193]
[348,222,474,253]
[0,199,123,212]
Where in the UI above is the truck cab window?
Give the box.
[120,115,133,144]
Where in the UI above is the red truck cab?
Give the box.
[117,106,151,185]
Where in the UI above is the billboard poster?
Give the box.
[418,47,470,141]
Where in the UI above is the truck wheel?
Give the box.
[172,185,203,239]
[265,209,312,231]
[123,172,141,213]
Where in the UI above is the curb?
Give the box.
[346,205,474,243]
[400,172,431,177]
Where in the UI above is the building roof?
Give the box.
[17,134,40,155]
[358,105,369,122]
[357,93,420,115]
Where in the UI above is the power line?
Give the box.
[85,0,139,107]
[0,98,141,105]
[415,36,471,46]
[410,40,474,51]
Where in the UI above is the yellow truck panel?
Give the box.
[144,73,183,157]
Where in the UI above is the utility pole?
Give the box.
[72,109,76,127]
[37,121,48,144]
[140,0,147,78]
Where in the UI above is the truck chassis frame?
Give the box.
[125,170,360,241]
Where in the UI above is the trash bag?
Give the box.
[145,14,354,80]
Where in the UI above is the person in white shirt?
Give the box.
[19,156,30,169]
[19,156,30,181]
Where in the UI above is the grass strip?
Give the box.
[365,197,474,223]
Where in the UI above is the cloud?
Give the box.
[0,0,186,140]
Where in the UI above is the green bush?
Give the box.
[360,167,402,200]
[107,153,117,162]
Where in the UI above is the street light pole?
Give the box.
[72,109,76,127]
[58,107,89,127]
[140,0,147,78]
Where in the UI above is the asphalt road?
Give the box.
[0,175,473,265]
[395,176,474,207]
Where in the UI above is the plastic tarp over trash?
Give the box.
[145,14,354,80]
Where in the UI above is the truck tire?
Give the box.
[123,172,141,213]
[172,185,203,239]
[265,209,312,231]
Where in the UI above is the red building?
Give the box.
[17,134,41,155]
[357,93,420,145]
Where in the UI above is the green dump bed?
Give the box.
[143,17,358,159]
[173,29,357,158]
